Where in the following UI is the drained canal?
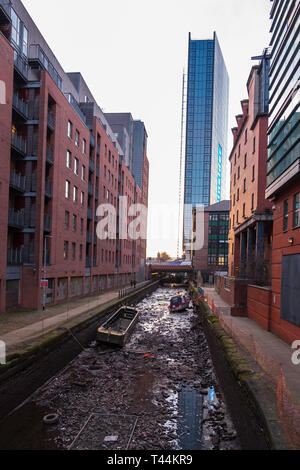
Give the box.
[0,287,264,450]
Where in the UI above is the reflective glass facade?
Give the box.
[267,0,300,189]
[183,32,229,249]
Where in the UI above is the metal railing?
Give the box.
[12,133,27,155]
[46,146,54,164]
[14,51,29,81]
[8,209,25,228]
[28,44,62,90]
[12,93,29,119]
[7,247,24,265]
[45,180,53,198]
[44,214,52,232]
[10,171,26,192]
[47,111,55,130]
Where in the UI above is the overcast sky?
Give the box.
[23,0,271,257]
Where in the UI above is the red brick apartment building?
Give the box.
[216,51,274,317]
[0,0,149,312]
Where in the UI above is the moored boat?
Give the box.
[96,306,139,347]
[168,293,190,312]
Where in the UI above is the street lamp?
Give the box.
[42,235,52,311]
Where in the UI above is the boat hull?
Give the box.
[96,306,139,347]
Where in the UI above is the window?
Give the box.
[72,214,77,232]
[251,193,254,211]
[243,178,246,193]
[238,144,240,157]
[252,165,255,182]
[82,165,86,181]
[234,174,236,186]
[80,191,84,206]
[75,130,79,147]
[73,186,78,203]
[80,218,84,235]
[22,26,28,57]
[253,137,256,154]
[64,241,68,259]
[237,188,240,201]
[243,203,246,218]
[233,214,235,227]
[65,180,70,199]
[82,139,86,154]
[74,157,79,175]
[293,193,300,228]
[66,151,72,169]
[245,129,248,144]
[64,211,69,230]
[11,9,21,47]
[244,154,247,169]
[237,210,239,224]
[72,243,76,261]
[238,167,240,179]
[283,200,289,232]
[79,244,83,261]
[67,121,72,139]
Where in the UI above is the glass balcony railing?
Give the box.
[14,51,29,81]
[7,247,24,266]
[47,111,55,130]
[45,180,53,198]
[8,209,25,228]
[46,146,54,165]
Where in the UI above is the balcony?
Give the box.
[14,51,29,81]
[10,171,26,192]
[8,209,25,229]
[12,93,29,120]
[86,256,91,268]
[46,146,54,165]
[7,247,24,266]
[28,44,62,90]
[88,182,93,196]
[11,133,27,156]
[44,180,53,198]
[44,214,52,232]
[86,232,92,243]
[47,111,55,131]
[89,159,95,172]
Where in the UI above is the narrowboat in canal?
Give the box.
[96,306,139,347]
[168,293,190,312]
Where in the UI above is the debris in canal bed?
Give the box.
[104,435,119,443]
[1,287,240,451]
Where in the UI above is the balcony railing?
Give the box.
[89,159,95,172]
[10,171,26,192]
[44,180,53,198]
[8,209,25,228]
[12,93,29,119]
[86,256,91,267]
[44,214,52,232]
[28,44,62,90]
[46,146,54,165]
[14,51,29,81]
[12,133,27,155]
[47,111,55,130]
[88,182,93,196]
[7,247,24,266]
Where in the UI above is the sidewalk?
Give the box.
[203,287,300,404]
[0,280,150,352]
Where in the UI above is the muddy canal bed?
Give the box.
[0,288,240,450]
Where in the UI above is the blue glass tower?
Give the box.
[183,32,229,251]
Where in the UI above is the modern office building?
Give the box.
[183,32,229,253]
[265,0,300,343]
[191,200,230,285]
[0,0,149,312]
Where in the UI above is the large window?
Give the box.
[11,9,20,47]
[65,180,70,199]
[293,193,300,228]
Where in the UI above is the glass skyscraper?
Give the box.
[183,32,229,251]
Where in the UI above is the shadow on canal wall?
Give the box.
[0,281,160,424]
